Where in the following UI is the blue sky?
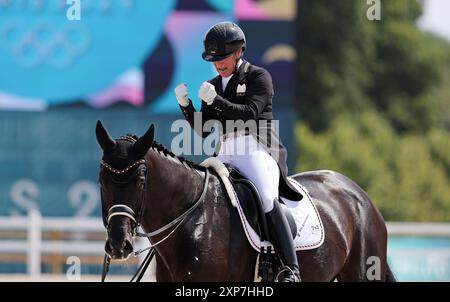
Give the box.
[417,0,450,42]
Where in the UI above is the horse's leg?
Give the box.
[336,235,388,281]
[296,223,350,282]
[336,199,389,281]
[295,171,389,282]
[291,180,355,281]
[227,204,259,281]
[385,263,397,282]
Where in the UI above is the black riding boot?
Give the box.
[266,198,301,282]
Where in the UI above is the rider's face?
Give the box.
[213,49,242,77]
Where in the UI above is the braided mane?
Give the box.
[119,134,205,170]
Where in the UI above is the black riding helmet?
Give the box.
[202,22,246,62]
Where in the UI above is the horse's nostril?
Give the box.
[108,238,125,254]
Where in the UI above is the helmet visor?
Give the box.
[202,41,244,62]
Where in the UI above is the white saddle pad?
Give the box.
[232,176,325,252]
[199,158,325,252]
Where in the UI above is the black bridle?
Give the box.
[100,158,148,232]
[100,156,150,282]
[99,156,210,282]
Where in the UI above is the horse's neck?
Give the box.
[143,148,205,231]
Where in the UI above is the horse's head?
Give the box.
[96,121,154,260]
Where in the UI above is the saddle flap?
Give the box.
[230,177,267,239]
[233,177,325,253]
[227,163,296,241]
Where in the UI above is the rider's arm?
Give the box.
[209,69,273,121]
[179,99,216,138]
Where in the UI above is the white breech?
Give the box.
[217,134,280,213]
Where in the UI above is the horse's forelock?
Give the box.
[102,139,137,170]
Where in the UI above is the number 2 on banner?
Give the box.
[68,181,99,217]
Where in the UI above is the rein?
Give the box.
[136,168,210,241]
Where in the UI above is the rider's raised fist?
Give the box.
[174,83,189,107]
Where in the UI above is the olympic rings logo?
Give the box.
[1,22,91,68]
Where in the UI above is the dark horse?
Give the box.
[96,121,395,282]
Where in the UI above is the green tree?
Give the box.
[296,110,450,221]
[295,0,450,221]
[297,0,448,133]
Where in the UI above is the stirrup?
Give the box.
[275,266,301,282]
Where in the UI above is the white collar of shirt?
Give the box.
[222,59,243,91]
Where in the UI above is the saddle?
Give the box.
[226,164,297,242]
[201,158,324,281]
[225,164,297,281]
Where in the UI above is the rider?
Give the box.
[175,22,302,282]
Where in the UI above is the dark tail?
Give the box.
[385,263,396,282]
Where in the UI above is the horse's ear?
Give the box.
[134,124,155,158]
[96,120,116,151]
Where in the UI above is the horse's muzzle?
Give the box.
[105,237,134,260]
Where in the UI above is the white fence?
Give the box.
[387,222,450,237]
[1,211,449,278]
[0,210,106,276]
[387,222,450,281]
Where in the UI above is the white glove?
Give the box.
[198,82,217,105]
[174,83,189,107]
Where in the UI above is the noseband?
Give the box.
[107,205,137,227]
